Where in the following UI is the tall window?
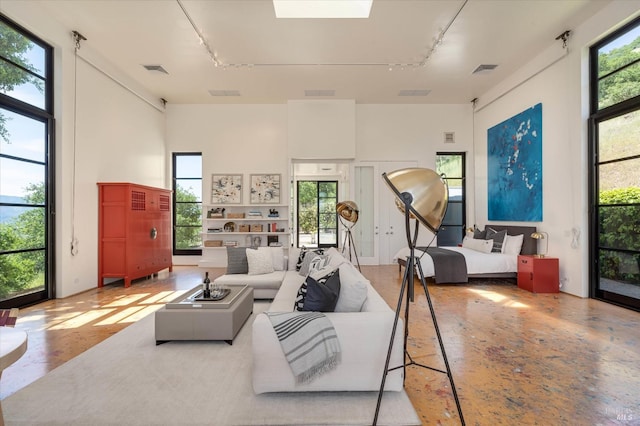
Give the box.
[172,153,202,255]
[0,16,54,308]
[589,18,640,311]
[297,181,338,248]
[436,152,466,246]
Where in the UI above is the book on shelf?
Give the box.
[222,240,238,247]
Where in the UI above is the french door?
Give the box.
[296,181,338,248]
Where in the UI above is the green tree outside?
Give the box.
[175,185,202,249]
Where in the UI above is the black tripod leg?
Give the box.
[415,259,465,425]
[373,255,412,425]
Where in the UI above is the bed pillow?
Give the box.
[462,236,493,253]
[473,228,486,239]
[226,247,248,274]
[503,234,525,255]
[246,247,275,275]
[485,227,507,253]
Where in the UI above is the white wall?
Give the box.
[166,103,473,265]
[166,104,288,265]
[473,0,640,297]
[1,2,167,297]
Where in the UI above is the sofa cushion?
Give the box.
[214,270,286,289]
[299,269,340,312]
[334,263,368,312]
[247,247,275,275]
[226,247,248,274]
[269,247,285,271]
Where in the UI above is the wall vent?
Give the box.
[472,64,498,74]
[444,132,455,144]
[142,64,169,74]
[208,90,241,97]
[304,89,336,97]
[398,89,430,97]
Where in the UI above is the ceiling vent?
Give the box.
[142,64,168,74]
[472,64,498,74]
[208,90,241,97]
[444,132,455,143]
[304,89,335,97]
[398,89,431,97]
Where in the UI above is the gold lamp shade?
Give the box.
[382,168,448,233]
[336,201,359,224]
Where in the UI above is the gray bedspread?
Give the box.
[419,247,468,284]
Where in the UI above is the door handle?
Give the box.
[150,227,158,239]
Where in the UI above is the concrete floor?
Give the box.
[2,265,639,425]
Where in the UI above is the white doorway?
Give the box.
[353,161,418,265]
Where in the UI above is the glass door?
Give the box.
[296,181,338,248]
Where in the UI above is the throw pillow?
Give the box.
[296,247,324,271]
[301,269,341,312]
[298,253,329,277]
[334,262,368,312]
[246,247,275,275]
[473,228,486,239]
[294,280,308,311]
[503,234,525,255]
[485,227,507,253]
[294,269,340,311]
[226,247,248,274]
[462,236,493,253]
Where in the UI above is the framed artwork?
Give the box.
[487,103,543,221]
[250,174,281,204]
[211,174,243,204]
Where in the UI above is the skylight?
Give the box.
[273,0,373,18]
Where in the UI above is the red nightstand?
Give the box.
[517,255,559,293]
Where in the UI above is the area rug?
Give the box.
[2,302,420,425]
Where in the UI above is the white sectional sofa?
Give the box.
[251,247,405,394]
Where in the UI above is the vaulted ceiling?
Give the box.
[37,0,611,104]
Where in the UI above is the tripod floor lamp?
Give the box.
[336,200,361,271]
[374,168,465,425]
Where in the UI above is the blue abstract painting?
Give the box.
[487,103,542,221]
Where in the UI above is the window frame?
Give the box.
[588,16,640,311]
[172,152,202,256]
[436,152,466,246]
[0,15,55,308]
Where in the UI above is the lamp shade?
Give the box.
[382,168,448,233]
[336,201,359,224]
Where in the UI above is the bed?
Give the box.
[394,225,537,281]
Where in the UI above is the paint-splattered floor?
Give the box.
[3,266,639,425]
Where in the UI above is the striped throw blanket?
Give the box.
[266,311,341,384]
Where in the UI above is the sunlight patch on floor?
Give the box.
[48,308,117,330]
[103,293,151,307]
[467,288,529,308]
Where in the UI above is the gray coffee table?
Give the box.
[155,284,253,345]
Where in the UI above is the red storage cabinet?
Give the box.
[98,183,172,288]
[517,255,559,293]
